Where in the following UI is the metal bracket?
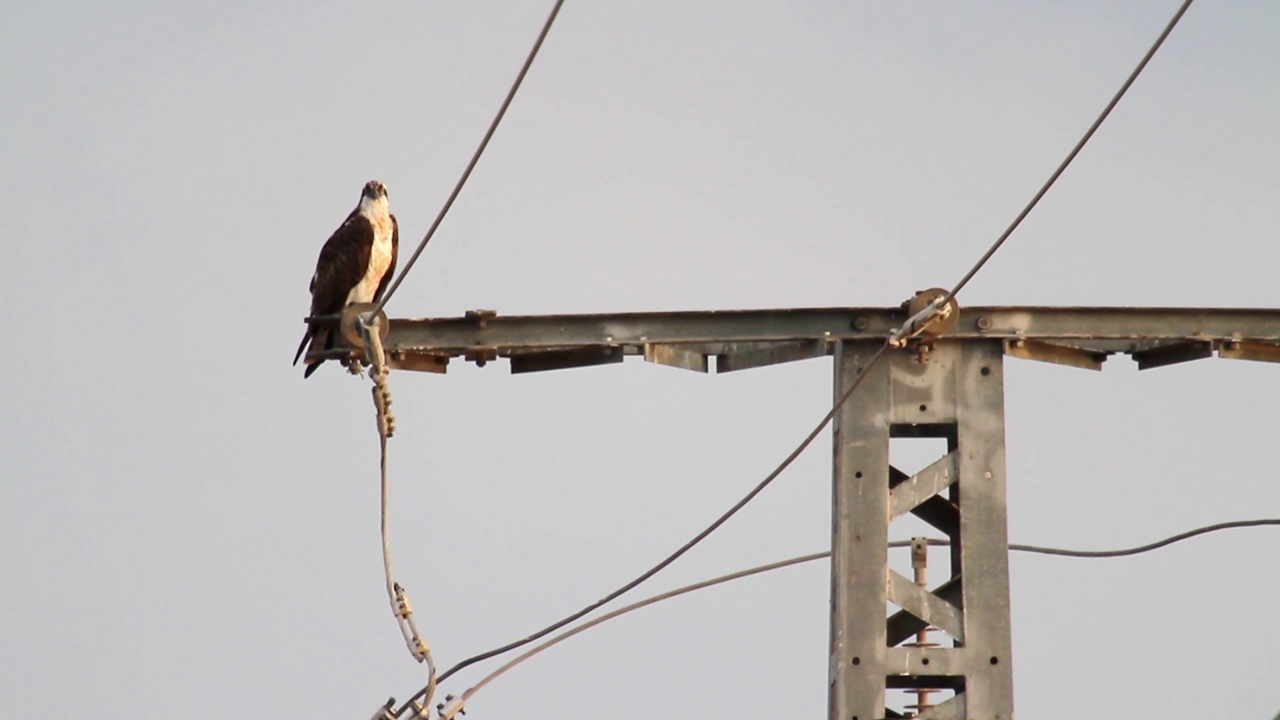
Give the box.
[716,339,827,373]
[1132,340,1213,370]
[509,346,624,373]
[464,308,498,328]
[1004,338,1107,370]
[889,289,960,348]
[644,343,709,372]
[1219,340,1280,364]
[387,352,449,374]
[341,302,390,348]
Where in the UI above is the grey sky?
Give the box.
[2,1,1278,718]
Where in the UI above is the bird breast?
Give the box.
[346,209,395,305]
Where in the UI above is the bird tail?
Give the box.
[293,329,312,366]
[295,325,334,378]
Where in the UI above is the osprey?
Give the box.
[293,180,399,377]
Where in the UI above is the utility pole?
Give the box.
[315,301,1280,719]
[830,337,1012,719]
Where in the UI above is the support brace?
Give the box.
[830,340,1014,720]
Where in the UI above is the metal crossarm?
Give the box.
[327,306,1280,374]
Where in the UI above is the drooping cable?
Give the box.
[416,0,1199,694]
[1007,518,1278,558]
[430,0,1200,671]
[372,0,566,316]
[433,517,1277,713]
[434,342,892,684]
[361,318,437,710]
[940,0,1196,305]
[438,551,829,716]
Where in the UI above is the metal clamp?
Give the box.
[888,288,959,348]
[437,694,467,720]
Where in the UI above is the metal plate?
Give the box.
[908,288,960,337]
[340,303,390,348]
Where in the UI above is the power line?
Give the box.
[432,0,1198,683]
[941,0,1195,304]
[412,551,828,718]
[362,320,438,707]
[435,342,891,684]
[432,518,1277,712]
[372,0,566,316]
[1007,518,1278,558]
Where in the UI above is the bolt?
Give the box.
[852,317,869,331]
[976,316,993,332]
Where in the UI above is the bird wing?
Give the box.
[294,210,374,370]
[309,211,374,316]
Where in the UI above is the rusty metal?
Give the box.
[908,288,960,338]
[387,351,449,374]
[1132,340,1214,370]
[510,347,623,374]
[644,344,708,373]
[359,306,1280,374]
[464,308,498,329]
[716,339,827,373]
[1219,339,1280,365]
[1004,338,1107,370]
[463,348,499,367]
[890,291,959,349]
[903,537,940,715]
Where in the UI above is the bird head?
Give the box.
[361,180,389,201]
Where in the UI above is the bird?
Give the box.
[294,180,399,377]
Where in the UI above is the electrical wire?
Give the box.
[434,342,892,684]
[407,0,1199,698]
[940,0,1196,305]
[372,0,566,316]
[447,551,828,711]
[431,0,1200,679]
[363,320,437,708]
[1007,518,1279,558]
[438,517,1277,708]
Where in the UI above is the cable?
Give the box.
[430,0,1200,671]
[372,0,566,316]
[419,0,1198,692]
[451,552,828,710]
[435,517,1277,710]
[434,342,892,684]
[940,0,1196,304]
[1007,518,1279,558]
[362,318,437,708]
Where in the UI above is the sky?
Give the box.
[2,1,1278,718]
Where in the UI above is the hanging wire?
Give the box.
[430,0,1200,678]
[429,517,1277,713]
[372,0,567,316]
[1007,518,1278,558]
[434,341,892,683]
[359,2,567,696]
[361,317,437,708]
[385,0,1200,701]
